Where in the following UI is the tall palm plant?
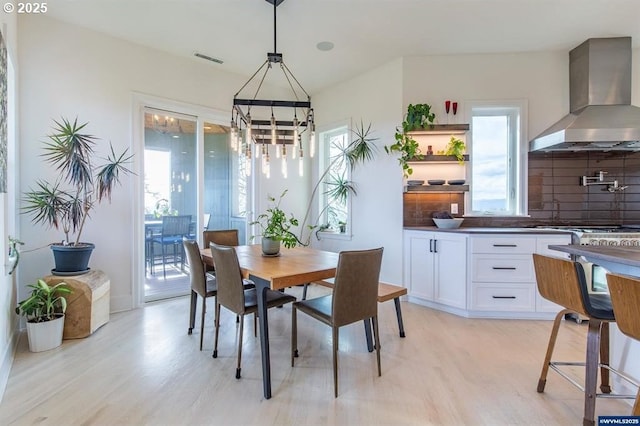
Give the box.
[23,117,133,246]
[298,120,377,243]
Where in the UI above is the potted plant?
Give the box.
[15,278,72,352]
[438,136,466,164]
[22,117,133,275]
[386,103,436,177]
[251,190,303,255]
[338,221,347,233]
[298,120,378,242]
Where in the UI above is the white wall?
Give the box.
[16,15,293,312]
[311,58,404,285]
[403,51,568,141]
[0,6,19,400]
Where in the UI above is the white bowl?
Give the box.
[433,218,464,229]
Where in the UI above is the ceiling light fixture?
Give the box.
[230,0,314,178]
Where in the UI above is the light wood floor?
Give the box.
[0,286,634,425]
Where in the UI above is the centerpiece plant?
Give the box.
[22,117,133,274]
[251,190,304,254]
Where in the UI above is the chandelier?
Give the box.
[230,0,315,178]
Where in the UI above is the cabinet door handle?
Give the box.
[493,244,517,247]
[492,295,517,299]
[492,266,517,270]
[429,239,433,253]
[433,239,438,253]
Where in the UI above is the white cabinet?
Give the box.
[469,233,572,316]
[404,230,572,319]
[404,230,467,310]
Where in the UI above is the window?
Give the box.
[318,124,350,233]
[467,101,527,216]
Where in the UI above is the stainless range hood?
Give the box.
[529,37,640,152]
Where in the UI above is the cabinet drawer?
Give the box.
[472,284,535,311]
[472,255,535,282]
[471,237,536,254]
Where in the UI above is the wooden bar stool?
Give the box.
[605,272,640,417]
[532,254,633,426]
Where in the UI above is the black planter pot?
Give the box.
[51,243,95,276]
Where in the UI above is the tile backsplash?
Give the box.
[402,151,640,227]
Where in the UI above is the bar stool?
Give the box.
[532,254,629,426]
[605,272,640,417]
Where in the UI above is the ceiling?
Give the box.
[44,0,640,94]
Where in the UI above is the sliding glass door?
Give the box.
[140,106,248,303]
[143,109,198,300]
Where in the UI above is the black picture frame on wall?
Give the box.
[0,27,7,193]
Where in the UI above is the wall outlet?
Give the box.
[451,203,458,214]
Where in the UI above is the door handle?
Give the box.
[429,239,433,253]
[492,295,517,299]
[492,267,517,270]
[433,239,438,253]
[493,244,517,247]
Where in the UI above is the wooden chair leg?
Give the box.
[633,389,640,416]
[236,315,244,379]
[212,302,221,358]
[188,291,197,335]
[199,296,206,351]
[583,319,602,426]
[372,315,381,377]
[333,326,339,398]
[538,309,570,392]
[599,322,611,393]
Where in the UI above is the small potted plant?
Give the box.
[22,117,133,275]
[15,278,72,352]
[251,190,303,255]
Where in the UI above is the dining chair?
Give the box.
[183,238,217,350]
[532,254,631,426]
[210,242,296,379]
[203,229,240,274]
[291,247,384,397]
[153,215,192,279]
[604,272,640,417]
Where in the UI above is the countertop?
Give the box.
[404,226,574,235]
[549,244,640,268]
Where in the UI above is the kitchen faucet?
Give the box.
[580,171,628,192]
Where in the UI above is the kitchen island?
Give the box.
[549,244,640,401]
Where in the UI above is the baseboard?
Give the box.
[0,328,20,403]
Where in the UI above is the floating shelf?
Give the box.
[407,124,469,135]
[408,154,469,162]
[405,185,469,193]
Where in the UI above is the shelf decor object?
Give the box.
[230,0,314,178]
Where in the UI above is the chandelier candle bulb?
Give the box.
[245,114,252,146]
[281,154,287,178]
[270,114,277,145]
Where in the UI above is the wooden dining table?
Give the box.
[200,244,339,399]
